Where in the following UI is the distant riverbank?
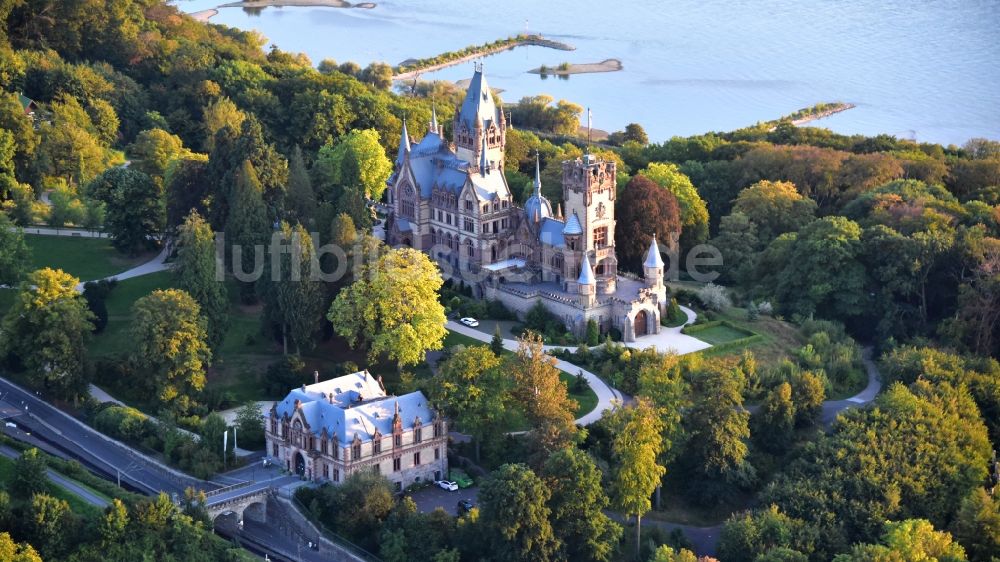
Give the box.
[215,0,375,10]
[394,35,575,80]
[529,58,622,76]
[788,102,856,125]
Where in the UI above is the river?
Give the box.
[175,0,1000,145]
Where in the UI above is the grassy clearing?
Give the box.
[24,234,150,281]
[688,323,754,345]
[0,455,102,518]
[89,271,178,358]
[696,306,805,365]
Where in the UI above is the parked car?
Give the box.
[457,498,475,515]
[449,469,474,488]
[435,480,459,491]
[4,422,16,429]
[459,317,479,327]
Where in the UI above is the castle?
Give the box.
[385,66,667,342]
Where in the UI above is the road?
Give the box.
[0,376,204,496]
[0,444,110,508]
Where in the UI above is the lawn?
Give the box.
[694,306,806,365]
[24,234,150,282]
[689,323,754,345]
[0,455,103,519]
[503,372,599,432]
[89,270,178,357]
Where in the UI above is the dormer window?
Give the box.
[414,426,422,444]
[353,442,362,460]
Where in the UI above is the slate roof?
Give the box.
[457,68,499,131]
[578,252,596,285]
[539,217,567,248]
[644,235,665,268]
[273,371,436,445]
[563,212,583,235]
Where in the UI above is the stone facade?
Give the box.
[265,371,448,491]
[386,67,667,342]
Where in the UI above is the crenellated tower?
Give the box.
[562,154,618,293]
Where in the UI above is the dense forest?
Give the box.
[0,1,998,561]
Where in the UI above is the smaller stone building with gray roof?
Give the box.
[265,370,448,489]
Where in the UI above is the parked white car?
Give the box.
[435,480,459,491]
[4,422,16,429]
[459,317,479,327]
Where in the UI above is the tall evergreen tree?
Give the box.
[225,160,270,303]
[285,146,316,225]
[176,210,229,350]
[258,221,326,354]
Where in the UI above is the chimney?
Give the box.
[314,370,319,384]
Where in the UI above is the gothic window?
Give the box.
[401,200,415,219]
[483,204,489,214]
[434,448,440,460]
[323,464,329,479]
[593,227,608,248]
[433,420,442,438]
[493,201,499,212]
[352,440,362,460]
[393,457,401,472]
[465,240,474,257]
[333,468,340,482]
[395,434,402,447]
[597,202,606,219]
[414,427,422,444]
[414,452,421,466]
[463,218,474,233]
[373,463,380,474]
[464,199,473,212]
[321,437,328,455]
[502,200,508,209]
[373,435,382,454]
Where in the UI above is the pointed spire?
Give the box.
[578,253,596,286]
[430,105,439,135]
[534,209,540,223]
[396,118,410,165]
[644,234,665,269]
[480,134,489,176]
[556,202,563,220]
[533,152,542,196]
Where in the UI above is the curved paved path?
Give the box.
[446,320,623,425]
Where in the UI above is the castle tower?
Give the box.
[453,65,506,169]
[578,252,596,308]
[644,234,667,312]
[395,118,410,167]
[644,235,664,290]
[562,154,618,292]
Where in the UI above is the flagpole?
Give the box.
[587,107,593,148]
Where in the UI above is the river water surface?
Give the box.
[177,0,1000,145]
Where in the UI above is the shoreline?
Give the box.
[788,102,856,126]
[528,58,622,76]
[215,0,375,10]
[189,8,219,21]
[393,35,575,81]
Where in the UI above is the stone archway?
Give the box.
[294,452,306,476]
[213,510,239,533]
[243,501,266,524]
[402,237,412,247]
[634,310,650,337]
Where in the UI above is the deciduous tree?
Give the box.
[131,289,212,413]
[1,268,94,398]
[328,247,446,367]
[607,397,666,560]
[430,345,511,461]
[86,166,164,254]
[258,221,327,354]
[478,463,560,562]
[615,174,681,272]
[0,212,30,285]
[541,447,622,562]
[639,162,709,248]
